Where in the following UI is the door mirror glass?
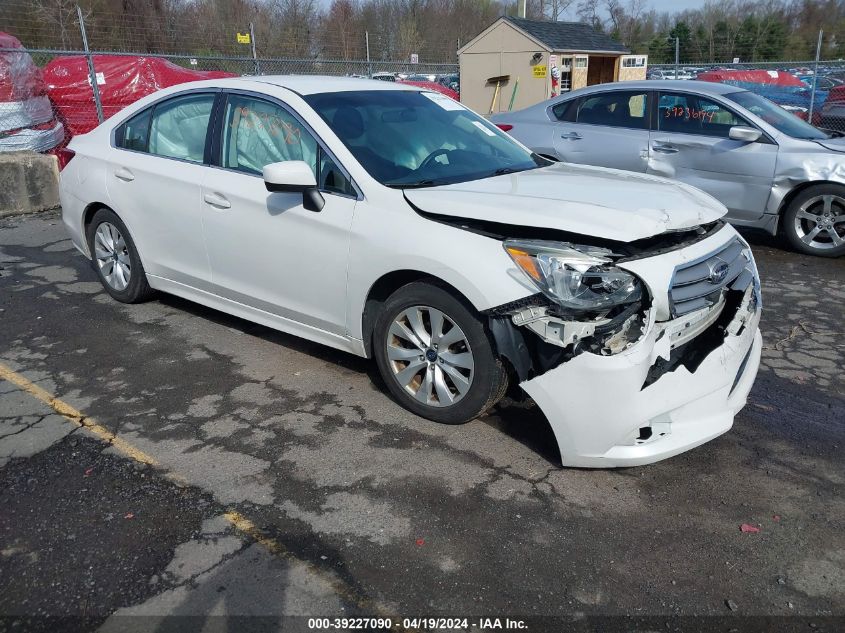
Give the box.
[729,125,762,142]
[263,160,318,193]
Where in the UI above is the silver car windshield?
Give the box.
[305,90,544,188]
[725,90,829,140]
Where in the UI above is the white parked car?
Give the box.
[59,76,762,467]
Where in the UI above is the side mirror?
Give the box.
[263,161,317,193]
[263,160,324,212]
[729,126,762,143]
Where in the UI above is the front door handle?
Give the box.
[652,142,679,154]
[114,167,134,182]
[560,132,582,140]
[203,192,231,209]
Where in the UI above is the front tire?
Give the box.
[783,185,845,257]
[373,281,508,424]
[86,208,154,303]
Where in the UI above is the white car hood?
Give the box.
[405,162,727,242]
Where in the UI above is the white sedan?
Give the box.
[59,76,762,467]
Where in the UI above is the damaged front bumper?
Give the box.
[492,226,763,467]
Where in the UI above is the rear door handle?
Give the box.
[560,132,582,140]
[114,167,135,182]
[652,142,679,154]
[203,192,231,209]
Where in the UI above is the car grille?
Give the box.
[669,238,755,317]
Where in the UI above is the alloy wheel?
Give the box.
[385,305,474,407]
[94,222,131,291]
[793,194,845,250]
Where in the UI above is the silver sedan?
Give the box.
[492,80,845,257]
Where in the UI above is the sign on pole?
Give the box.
[237,32,251,44]
[410,53,419,64]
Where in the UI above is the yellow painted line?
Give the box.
[0,362,402,622]
[224,510,398,621]
[0,362,157,465]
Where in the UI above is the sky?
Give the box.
[557,0,703,21]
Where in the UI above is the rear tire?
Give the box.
[783,184,845,257]
[373,281,508,424]
[86,208,154,303]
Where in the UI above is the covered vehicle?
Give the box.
[697,69,824,117]
[397,79,459,101]
[493,80,845,257]
[43,55,234,139]
[59,76,762,467]
[0,32,64,152]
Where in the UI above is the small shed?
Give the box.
[459,16,647,114]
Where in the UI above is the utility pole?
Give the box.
[77,5,103,124]
[809,29,823,123]
[674,36,679,79]
[366,31,372,78]
[249,22,259,75]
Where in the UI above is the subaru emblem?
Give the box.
[709,261,729,284]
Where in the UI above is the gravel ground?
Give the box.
[0,211,843,632]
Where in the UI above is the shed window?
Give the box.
[574,57,588,69]
[622,56,646,68]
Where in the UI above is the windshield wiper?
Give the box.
[385,179,441,189]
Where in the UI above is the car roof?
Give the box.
[574,80,746,95]
[236,75,420,95]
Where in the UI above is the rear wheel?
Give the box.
[783,185,845,257]
[86,208,154,303]
[373,281,508,424]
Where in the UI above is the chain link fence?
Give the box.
[1,0,458,153]
[1,44,459,153]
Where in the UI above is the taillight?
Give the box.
[495,124,513,132]
[55,148,76,171]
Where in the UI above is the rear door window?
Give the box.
[573,91,650,129]
[147,93,216,163]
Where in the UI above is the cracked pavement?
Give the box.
[0,211,843,630]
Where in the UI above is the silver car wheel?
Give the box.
[386,305,474,407]
[94,222,131,291]
[794,194,845,250]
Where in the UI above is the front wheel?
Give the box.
[373,281,508,424]
[783,185,845,257]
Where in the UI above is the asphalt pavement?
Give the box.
[0,211,843,632]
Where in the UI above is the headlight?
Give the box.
[504,239,643,310]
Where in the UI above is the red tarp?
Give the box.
[397,79,460,101]
[696,69,806,87]
[43,55,235,136]
[0,32,46,102]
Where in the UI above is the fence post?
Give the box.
[77,5,104,124]
[249,22,259,75]
[809,29,823,124]
[365,31,372,77]
[674,37,679,79]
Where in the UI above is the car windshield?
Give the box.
[304,90,544,188]
[725,90,829,140]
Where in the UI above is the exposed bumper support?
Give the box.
[520,292,761,468]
